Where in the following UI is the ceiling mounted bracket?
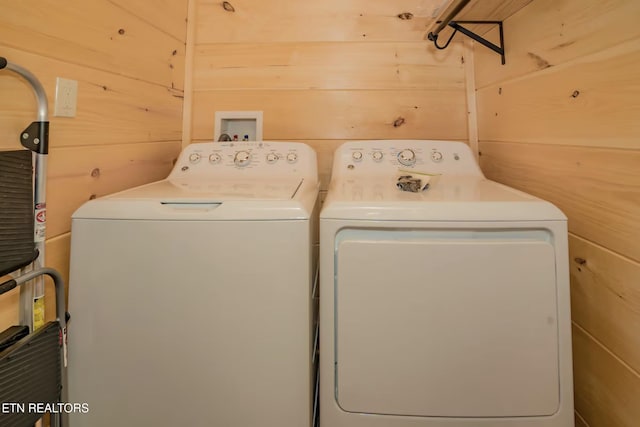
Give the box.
[428,21,506,65]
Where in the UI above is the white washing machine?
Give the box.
[319,140,574,427]
[67,141,319,427]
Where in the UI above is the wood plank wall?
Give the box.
[186,0,470,192]
[0,0,188,328]
[473,0,640,425]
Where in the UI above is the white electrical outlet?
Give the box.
[54,77,78,117]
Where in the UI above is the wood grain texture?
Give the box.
[569,234,640,373]
[475,0,640,89]
[0,0,185,88]
[192,90,467,141]
[46,142,181,238]
[428,0,533,37]
[43,234,71,322]
[0,48,183,150]
[463,40,478,159]
[182,0,199,148]
[575,411,589,427]
[0,282,20,331]
[196,0,439,43]
[476,40,640,149]
[473,1,640,423]
[573,324,640,427]
[478,141,640,263]
[108,0,189,42]
[194,42,464,90]
[455,0,533,22]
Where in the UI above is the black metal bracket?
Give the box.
[20,121,49,154]
[428,21,505,65]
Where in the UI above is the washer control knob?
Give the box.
[209,153,222,164]
[189,153,201,164]
[431,151,443,162]
[352,151,363,162]
[397,149,416,166]
[286,152,298,164]
[372,151,384,162]
[266,153,279,164]
[234,150,252,167]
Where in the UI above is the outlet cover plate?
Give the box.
[54,77,78,117]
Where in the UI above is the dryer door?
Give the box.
[334,228,560,418]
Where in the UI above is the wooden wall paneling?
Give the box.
[43,234,71,321]
[476,39,640,149]
[569,234,640,373]
[192,90,468,141]
[0,48,183,149]
[473,1,640,424]
[478,141,640,262]
[108,0,190,42]
[0,286,19,331]
[46,142,181,238]
[573,324,640,427]
[475,0,640,89]
[182,0,199,147]
[0,0,185,88]
[430,0,534,36]
[196,0,439,43]
[194,42,464,91]
[574,412,589,427]
[455,0,534,22]
[0,69,36,151]
[462,40,478,158]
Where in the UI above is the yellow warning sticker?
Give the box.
[33,297,45,330]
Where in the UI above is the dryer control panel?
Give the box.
[169,141,317,180]
[332,140,483,177]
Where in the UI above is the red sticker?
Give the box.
[36,210,46,223]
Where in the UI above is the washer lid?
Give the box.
[72,178,316,221]
[321,176,566,221]
[107,178,304,201]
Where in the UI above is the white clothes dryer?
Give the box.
[319,140,574,427]
[67,141,319,427]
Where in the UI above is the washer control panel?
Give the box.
[170,141,317,179]
[333,140,482,177]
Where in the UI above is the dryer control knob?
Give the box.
[189,153,201,164]
[397,149,416,166]
[431,151,443,162]
[234,150,252,167]
[209,153,222,164]
[372,151,384,162]
[352,151,363,162]
[266,153,279,164]
[286,152,298,164]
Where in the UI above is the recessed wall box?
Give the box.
[214,111,263,141]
